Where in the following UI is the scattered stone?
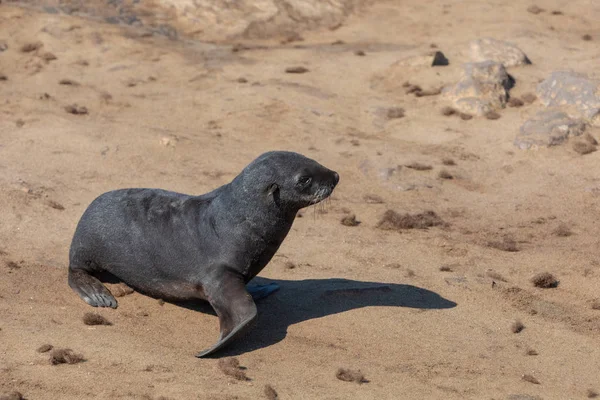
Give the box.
[41,52,57,61]
[487,237,519,252]
[531,272,558,288]
[587,389,599,398]
[582,34,593,41]
[49,348,85,365]
[46,200,65,210]
[284,261,296,270]
[526,349,538,356]
[442,61,513,115]
[485,111,501,120]
[64,104,88,115]
[377,210,444,230]
[405,162,432,171]
[354,50,366,56]
[442,158,456,166]
[584,133,598,145]
[591,299,600,310]
[386,107,405,119]
[59,79,79,86]
[508,395,542,400]
[486,270,507,282]
[363,194,384,204]
[459,113,473,120]
[82,313,112,326]
[0,41,7,52]
[237,77,248,83]
[553,223,572,237]
[511,320,525,333]
[515,110,586,150]
[508,97,524,107]
[551,10,563,15]
[0,74,7,81]
[264,384,278,400]
[537,71,600,125]
[521,374,540,384]
[341,214,360,227]
[37,344,53,353]
[527,5,544,14]
[160,136,179,147]
[15,119,25,128]
[470,37,531,67]
[336,368,368,384]
[438,170,453,179]
[573,140,597,155]
[414,88,442,97]
[439,265,453,272]
[111,283,134,297]
[521,93,537,104]
[285,66,309,74]
[441,106,457,116]
[20,42,43,53]
[0,391,24,400]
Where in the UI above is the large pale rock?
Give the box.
[442,61,513,115]
[8,0,365,41]
[470,38,531,67]
[514,110,586,150]
[536,71,600,126]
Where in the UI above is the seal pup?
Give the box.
[67,151,339,357]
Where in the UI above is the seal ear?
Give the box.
[266,183,280,205]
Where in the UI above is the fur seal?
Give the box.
[68,151,339,357]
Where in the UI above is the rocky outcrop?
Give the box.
[442,61,513,115]
[514,110,586,150]
[6,0,367,41]
[470,38,531,67]
[536,71,600,126]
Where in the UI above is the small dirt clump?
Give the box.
[264,385,278,399]
[341,214,360,227]
[83,312,112,326]
[377,210,444,230]
[336,368,368,384]
[37,344,53,353]
[531,272,558,288]
[218,357,249,381]
[49,348,85,365]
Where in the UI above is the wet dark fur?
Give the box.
[68,151,338,357]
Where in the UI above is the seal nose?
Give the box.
[332,171,339,185]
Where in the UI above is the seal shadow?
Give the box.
[173,277,457,358]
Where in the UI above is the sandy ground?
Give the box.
[1,1,600,399]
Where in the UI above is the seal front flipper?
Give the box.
[247,282,280,301]
[68,268,118,309]
[196,271,258,358]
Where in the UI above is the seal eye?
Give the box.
[297,176,312,186]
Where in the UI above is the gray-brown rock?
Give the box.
[470,38,531,67]
[537,71,600,126]
[515,110,586,150]
[442,61,513,115]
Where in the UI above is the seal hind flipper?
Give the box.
[68,268,118,309]
[196,272,258,358]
